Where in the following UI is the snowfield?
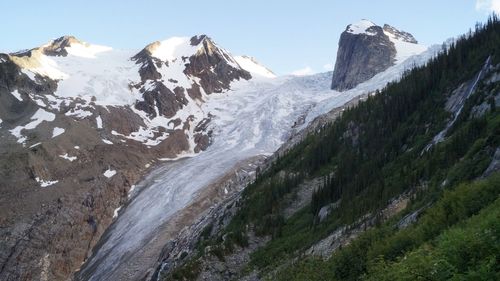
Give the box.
[347,19,377,35]
[234,55,277,78]
[79,42,442,280]
[9,108,56,144]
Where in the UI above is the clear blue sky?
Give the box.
[0,0,495,75]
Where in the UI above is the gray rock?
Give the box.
[331,21,397,91]
[330,21,419,91]
[482,147,500,178]
[318,206,330,222]
[383,24,418,44]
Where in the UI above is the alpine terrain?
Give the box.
[1,12,499,281]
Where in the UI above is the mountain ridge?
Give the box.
[0,33,272,281]
[159,17,500,281]
[0,17,479,281]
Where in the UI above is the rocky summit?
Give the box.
[0,34,257,281]
[331,20,425,91]
[3,6,498,281]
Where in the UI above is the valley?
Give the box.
[1,7,499,281]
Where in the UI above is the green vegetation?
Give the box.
[273,174,500,281]
[164,16,500,281]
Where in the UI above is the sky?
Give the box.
[0,0,498,75]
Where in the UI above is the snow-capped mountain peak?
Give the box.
[332,20,427,91]
[139,35,239,68]
[1,34,252,156]
[6,35,112,80]
[142,37,198,62]
[234,55,276,78]
[42,35,112,58]
[346,19,378,36]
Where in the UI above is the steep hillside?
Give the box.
[163,16,500,281]
[78,37,444,281]
[0,22,439,280]
[0,34,254,281]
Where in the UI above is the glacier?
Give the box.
[77,42,443,281]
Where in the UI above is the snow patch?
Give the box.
[347,19,377,35]
[102,139,113,144]
[21,69,37,81]
[384,30,427,63]
[29,142,42,148]
[128,185,137,199]
[113,207,122,218]
[31,97,47,107]
[103,169,117,178]
[59,153,77,162]
[11,90,23,101]
[66,108,93,119]
[52,127,65,138]
[96,115,103,129]
[9,108,55,144]
[36,177,58,187]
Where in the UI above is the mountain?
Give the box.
[159,18,500,281]
[3,17,496,281]
[331,20,426,91]
[74,33,444,281]
[0,19,445,280]
[0,34,267,281]
[234,55,277,78]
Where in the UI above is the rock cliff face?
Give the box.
[0,34,259,281]
[331,20,421,91]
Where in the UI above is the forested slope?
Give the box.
[164,16,500,281]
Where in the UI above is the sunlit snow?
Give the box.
[384,30,427,63]
[11,89,23,101]
[81,43,443,280]
[103,169,117,178]
[65,42,112,58]
[59,153,77,162]
[347,19,377,35]
[36,177,58,187]
[52,127,65,138]
[148,37,198,62]
[96,115,103,129]
[9,108,55,144]
[234,56,276,78]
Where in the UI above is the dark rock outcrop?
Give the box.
[42,36,82,57]
[132,35,251,119]
[184,35,251,94]
[135,83,188,118]
[331,20,418,91]
[331,20,396,91]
